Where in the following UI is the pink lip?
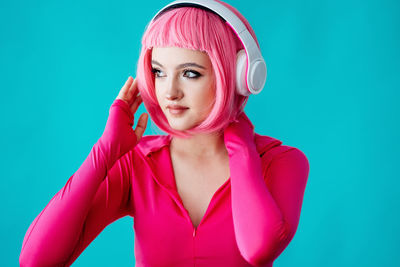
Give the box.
[167,105,188,116]
[167,104,188,110]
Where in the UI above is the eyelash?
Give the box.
[151,68,202,79]
[183,69,202,79]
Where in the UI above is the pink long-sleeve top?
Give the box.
[19,100,310,267]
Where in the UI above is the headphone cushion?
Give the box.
[235,49,249,96]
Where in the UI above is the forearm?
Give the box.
[229,145,290,266]
[20,97,140,266]
[20,140,110,266]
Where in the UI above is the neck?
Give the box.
[170,131,227,159]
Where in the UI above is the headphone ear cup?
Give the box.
[235,49,250,96]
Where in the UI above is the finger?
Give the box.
[127,78,139,100]
[117,76,133,100]
[135,113,148,141]
[127,80,140,107]
[130,94,143,114]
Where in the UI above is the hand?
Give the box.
[223,112,256,154]
[99,77,148,161]
[116,76,148,142]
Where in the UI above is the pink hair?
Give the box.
[136,0,260,138]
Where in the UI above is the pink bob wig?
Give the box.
[136,0,260,138]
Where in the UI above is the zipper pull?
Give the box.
[193,228,196,237]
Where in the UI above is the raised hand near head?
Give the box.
[98,77,148,165]
[116,76,148,142]
[223,112,256,156]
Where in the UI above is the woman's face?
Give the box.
[151,46,216,131]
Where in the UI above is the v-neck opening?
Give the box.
[164,135,231,230]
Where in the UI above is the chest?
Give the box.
[170,154,230,228]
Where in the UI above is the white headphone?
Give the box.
[150,0,267,96]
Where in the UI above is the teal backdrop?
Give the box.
[1,0,398,266]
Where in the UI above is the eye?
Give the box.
[151,67,165,78]
[183,69,202,79]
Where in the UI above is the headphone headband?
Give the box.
[150,0,267,95]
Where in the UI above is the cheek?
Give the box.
[154,85,163,105]
[204,81,216,105]
[196,86,215,112]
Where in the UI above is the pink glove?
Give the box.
[98,76,148,170]
[223,111,256,155]
[98,99,138,170]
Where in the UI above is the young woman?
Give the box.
[19,1,310,266]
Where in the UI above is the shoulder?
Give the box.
[254,132,309,174]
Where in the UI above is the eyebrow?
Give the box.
[151,60,206,70]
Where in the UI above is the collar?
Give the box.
[135,133,282,157]
[136,133,282,156]
[135,135,172,157]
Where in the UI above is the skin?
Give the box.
[151,46,228,159]
[151,46,215,131]
[115,47,229,160]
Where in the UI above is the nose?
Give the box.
[165,76,183,101]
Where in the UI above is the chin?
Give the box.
[166,117,198,131]
[169,122,194,131]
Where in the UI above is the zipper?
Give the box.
[193,227,197,237]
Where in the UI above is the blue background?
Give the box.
[1,0,398,266]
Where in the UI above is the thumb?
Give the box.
[134,113,148,142]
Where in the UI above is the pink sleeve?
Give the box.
[19,100,134,267]
[229,145,309,266]
[224,114,309,266]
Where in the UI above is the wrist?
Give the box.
[96,136,119,170]
[111,99,134,122]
